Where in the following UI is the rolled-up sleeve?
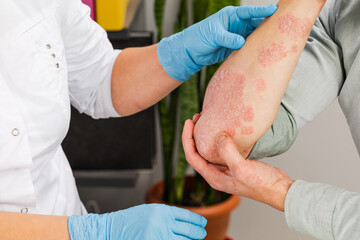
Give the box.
[285,180,360,240]
[249,0,343,160]
[248,104,298,160]
[59,0,121,119]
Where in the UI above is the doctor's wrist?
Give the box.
[157,32,202,82]
[68,213,109,240]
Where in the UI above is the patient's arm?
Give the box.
[194,0,326,165]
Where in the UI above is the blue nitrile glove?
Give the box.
[157,4,278,81]
[68,203,207,240]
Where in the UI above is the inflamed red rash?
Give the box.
[241,106,254,122]
[241,126,254,136]
[258,42,297,68]
[194,68,255,162]
[255,79,266,93]
[278,13,312,41]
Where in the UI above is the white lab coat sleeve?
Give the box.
[249,0,343,159]
[59,0,121,119]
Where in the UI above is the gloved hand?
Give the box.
[68,204,207,240]
[157,4,278,81]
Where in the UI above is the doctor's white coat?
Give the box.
[0,0,120,215]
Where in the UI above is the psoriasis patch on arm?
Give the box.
[241,126,255,136]
[194,68,256,162]
[258,42,298,68]
[192,0,326,165]
[278,13,312,41]
[255,79,266,93]
[257,13,311,67]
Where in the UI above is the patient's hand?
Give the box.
[193,0,325,166]
[183,118,294,211]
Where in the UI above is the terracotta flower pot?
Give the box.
[146,176,240,240]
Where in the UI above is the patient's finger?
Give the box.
[216,133,246,174]
[192,113,201,123]
[182,120,229,187]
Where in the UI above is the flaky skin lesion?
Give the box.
[194,68,254,162]
[193,0,324,166]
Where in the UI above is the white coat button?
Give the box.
[56,63,60,68]
[52,53,56,58]
[46,44,51,49]
[21,208,28,214]
[12,128,19,136]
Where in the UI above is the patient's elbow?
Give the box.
[194,117,221,164]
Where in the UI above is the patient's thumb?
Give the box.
[216,133,245,169]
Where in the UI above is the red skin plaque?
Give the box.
[278,13,312,41]
[194,13,312,164]
[194,68,255,162]
[258,42,298,68]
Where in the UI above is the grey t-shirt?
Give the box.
[249,0,360,239]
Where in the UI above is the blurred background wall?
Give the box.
[77,0,360,239]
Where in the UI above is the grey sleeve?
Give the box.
[249,0,344,160]
[248,104,298,160]
[285,180,360,240]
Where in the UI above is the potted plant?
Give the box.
[146,1,241,240]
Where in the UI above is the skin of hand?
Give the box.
[182,115,294,212]
[68,204,207,240]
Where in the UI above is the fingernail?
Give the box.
[216,133,227,145]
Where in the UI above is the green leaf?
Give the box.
[160,89,179,204]
[208,0,239,15]
[193,0,209,23]
[159,0,242,206]
[175,0,187,32]
[154,0,166,40]
[175,74,199,204]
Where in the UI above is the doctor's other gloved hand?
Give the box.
[68,203,207,240]
[157,4,278,81]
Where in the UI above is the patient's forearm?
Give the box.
[194,0,325,165]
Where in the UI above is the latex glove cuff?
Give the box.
[68,213,109,240]
[157,31,202,82]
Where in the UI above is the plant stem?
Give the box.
[160,89,179,204]
[154,0,166,41]
[176,75,199,204]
